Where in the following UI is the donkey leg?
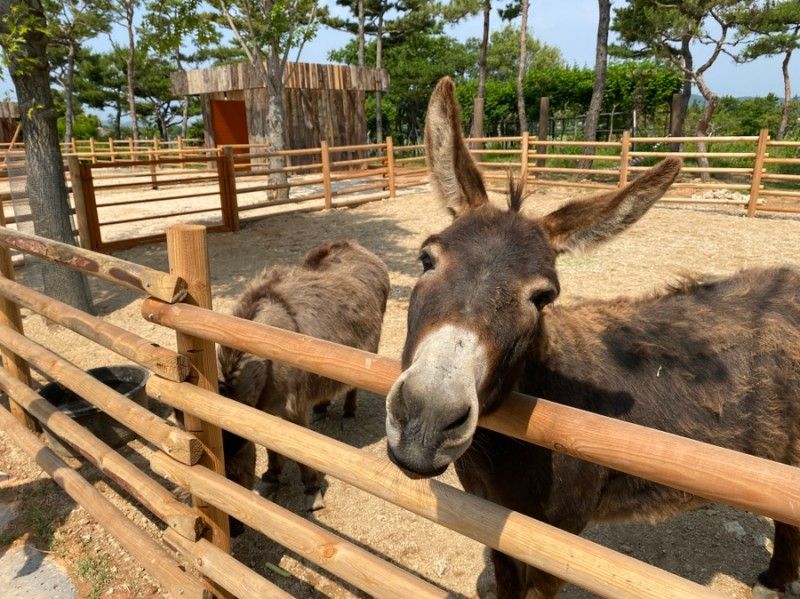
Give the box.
[757,522,800,592]
[262,448,285,499]
[223,430,256,537]
[343,389,357,417]
[312,400,330,414]
[490,550,525,599]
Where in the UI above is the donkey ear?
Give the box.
[424,77,488,216]
[539,158,682,254]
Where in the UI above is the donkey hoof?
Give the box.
[751,583,781,599]
[304,489,326,512]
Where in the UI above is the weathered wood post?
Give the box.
[536,97,550,168]
[154,135,161,170]
[747,128,769,217]
[166,225,231,552]
[220,146,239,232]
[67,156,93,250]
[520,132,530,188]
[108,137,116,163]
[149,149,158,190]
[385,136,396,199]
[70,138,78,155]
[88,137,96,163]
[321,140,332,209]
[618,130,631,187]
[127,137,134,161]
[0,208,37,432]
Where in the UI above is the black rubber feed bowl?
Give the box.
[40,365,150,458]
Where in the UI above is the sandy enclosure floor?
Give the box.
[2,181,800,599]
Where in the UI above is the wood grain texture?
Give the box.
[0,226,186,302]
[165,225,231,552]
[0,404,210,599]
[153,454,449,599]
[0,325,201,465]
[147,376,722,599]
[0,369,202,540]
[141,298,800,528]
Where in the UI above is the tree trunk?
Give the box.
[375,11,384,143]
[266,49,289,201]
[516,0,529,135]
[777,43,794,141]
[357,0,365,68]
[694,73,718,183]
[580,0,610,167]
[181,98,190,139]
[64,42,76,142]
[470,0,490,140]
[0,0,92,312]
[125,1,139,140]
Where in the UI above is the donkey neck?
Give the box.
[521,300,640,416]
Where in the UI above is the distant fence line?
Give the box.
[1,129,798,252]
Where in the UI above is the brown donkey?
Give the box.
[385,78,800,598]
[219,239,390,519]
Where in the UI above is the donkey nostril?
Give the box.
[443,407,471,432]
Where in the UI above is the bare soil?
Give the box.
[2,182,800,598]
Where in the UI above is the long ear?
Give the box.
[539,158,682,254]
[424,77,488,216]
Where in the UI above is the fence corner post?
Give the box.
[220,146,239,232]
[166,224,231,552]
[747,128,769,217]
[618,130,631,187]
[385,136,396,199]
[67,156,93,250]
[321,140,332,209]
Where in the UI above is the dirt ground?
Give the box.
[2,181,800,598]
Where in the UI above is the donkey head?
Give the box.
[385,77,681,477]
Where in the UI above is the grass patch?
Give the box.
[0,530,18,546]
[76,554,113,599]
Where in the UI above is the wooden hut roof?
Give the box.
[171,61,389,96]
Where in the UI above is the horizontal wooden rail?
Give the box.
[0,325,201,465]
[153,455,449,599]
[141,299,800,528]
[0,278,187,381]
[163,530,291,599]
[0,369,202,539]
[101,206,221,227]
[629,151,755,158]
[0,404,208,599]
[630,135,758,143]
[0,227,186,302]
[96,190,220,209]
[147,377,721,599]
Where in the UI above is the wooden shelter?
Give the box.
[0,102,20,144]
[171,62,389,159]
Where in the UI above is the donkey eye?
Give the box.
[529,288,556,311]
[419,250,435,272]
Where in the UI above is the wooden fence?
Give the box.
[0,223,799,597]
[2,129,798,253]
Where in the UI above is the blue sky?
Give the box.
[0,0,791,106]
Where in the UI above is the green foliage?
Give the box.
[0,1,48,75]
[464,24,564,81]
[57,112,100,138]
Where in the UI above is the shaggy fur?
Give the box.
[390,77,800,598]
[218,239,390,524]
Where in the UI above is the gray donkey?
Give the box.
[218,239,390,520]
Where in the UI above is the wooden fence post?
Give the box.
[127,137,134,161]
[618,130,631,187]
[166,225,231,552]
[70,138,78,155]
[88,137,96,163]
[747,128,769,217]
[78,162,102,251]
[154,136,161,169]
[321,140,332,209]
[67,156,93,250]
[108,137,115,163]
[220,146,239,232]
[385,136,396,199]
[149,151,158,190]
[0,208,37,432]
[536,97,550,168]
[520,132,530,187]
